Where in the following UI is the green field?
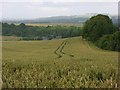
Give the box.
[2,37,118,88]
[15,23,83,27]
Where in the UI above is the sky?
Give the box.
[0,0,119,20]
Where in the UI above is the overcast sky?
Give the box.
[0,0,119,20]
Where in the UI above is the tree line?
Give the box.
[2,23,82,40]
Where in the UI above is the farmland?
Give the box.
[26,23,83,27]
[2,37,118,88]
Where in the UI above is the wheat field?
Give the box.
[2,37,118,88]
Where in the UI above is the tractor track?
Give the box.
[54,41,65,58]
[54,39,74,58]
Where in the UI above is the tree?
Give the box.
[18,23,26,36]
[83,14,117,42]
[96,31,120,51]
[19,23,26,30]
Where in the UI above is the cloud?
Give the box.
[1,0,119,2]
[1,2,118,20]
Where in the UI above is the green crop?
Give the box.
[2,37,118,88]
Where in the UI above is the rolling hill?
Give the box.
[2,14,118,26]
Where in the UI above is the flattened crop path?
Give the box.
[54,39,74,58]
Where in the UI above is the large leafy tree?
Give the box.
[83,14,117,42]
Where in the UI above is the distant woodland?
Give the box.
[2,23,82,40]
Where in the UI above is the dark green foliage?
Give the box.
[83,14,119,51]
[19,23,26,30]
[96,31,120,51]
[2,23,82,40]
[83,14,117,42]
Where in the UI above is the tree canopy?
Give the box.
[2,23,82,40]
[82,14,119,51]
[96,31,120,51]
[83,14,117,42]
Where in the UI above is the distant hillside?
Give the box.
[31,16,88,23]
[2,15,118,25]
[2,15,89,24]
